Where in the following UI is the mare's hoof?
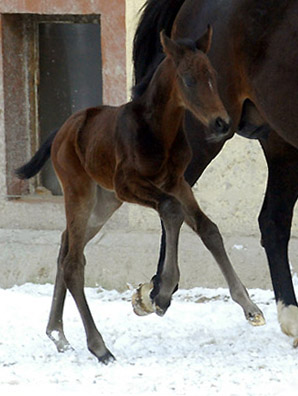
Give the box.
[132,282,155,316]
[98,351,116,365]
[247,312,266,327]
[293,338,298,349]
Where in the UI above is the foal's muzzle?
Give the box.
[206,116,232,143]
[213,117,231,135]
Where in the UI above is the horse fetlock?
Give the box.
[46,328,72,353]
[90,346,115,364]
[229,285,265,326]
[87,338,115,363]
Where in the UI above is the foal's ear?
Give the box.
[160,30,183,63]
[195,25,213,54]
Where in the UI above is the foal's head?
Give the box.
[161,27,231,137]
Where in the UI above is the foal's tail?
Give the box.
[133,0,186,98]
[15,128,59,179]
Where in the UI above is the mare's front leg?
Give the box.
[176,180,265,326]
[259,134,298,347]
[115,173,184,316]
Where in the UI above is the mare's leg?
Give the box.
[46,184,122,362]
[175,179,265,325]
[259,133,298,346]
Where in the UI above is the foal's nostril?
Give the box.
[214,117,230,134]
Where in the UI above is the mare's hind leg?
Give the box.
[259,133,298,346]
[46,185,122,362]
[176,180,265,326]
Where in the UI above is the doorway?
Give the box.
[38,21,102,195]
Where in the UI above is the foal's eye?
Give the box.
[182,76,196,88]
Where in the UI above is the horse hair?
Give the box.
[133,0,186,87]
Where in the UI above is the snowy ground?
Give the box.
[1,282,298,396]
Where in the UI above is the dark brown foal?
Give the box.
[17,28,263,363]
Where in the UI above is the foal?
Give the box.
[17,28,263,363]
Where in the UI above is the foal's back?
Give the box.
[51,98,166,191]
[52,105,121,191]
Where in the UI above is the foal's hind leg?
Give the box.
[46,230,71,352]
[46,184,122,362]
[177,181,265,326]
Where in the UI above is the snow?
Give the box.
[1,283,298,396]
[232,244,245,250]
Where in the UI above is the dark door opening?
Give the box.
[38,22,102,195]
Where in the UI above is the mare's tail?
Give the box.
[15,128,59,179]
[133,0,186,98]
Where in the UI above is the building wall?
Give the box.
[0,0,126,229]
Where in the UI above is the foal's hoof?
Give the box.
[154,304,167,317]
[98,351,116,365]
[132,282,155,316]
[247,312,266,327]
[293,338,298,349]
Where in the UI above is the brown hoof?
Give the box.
[132,282,155,316]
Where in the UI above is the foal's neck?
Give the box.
[141,58,184,145]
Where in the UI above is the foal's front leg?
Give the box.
[115,173,184,316]
[132,197,185,315]
[152,198,185,315]
[133,197,185,316]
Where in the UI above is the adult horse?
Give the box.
[133,0,298,347]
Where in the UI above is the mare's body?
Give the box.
[133,0,298,345]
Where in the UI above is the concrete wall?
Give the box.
[0,0,297,290]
